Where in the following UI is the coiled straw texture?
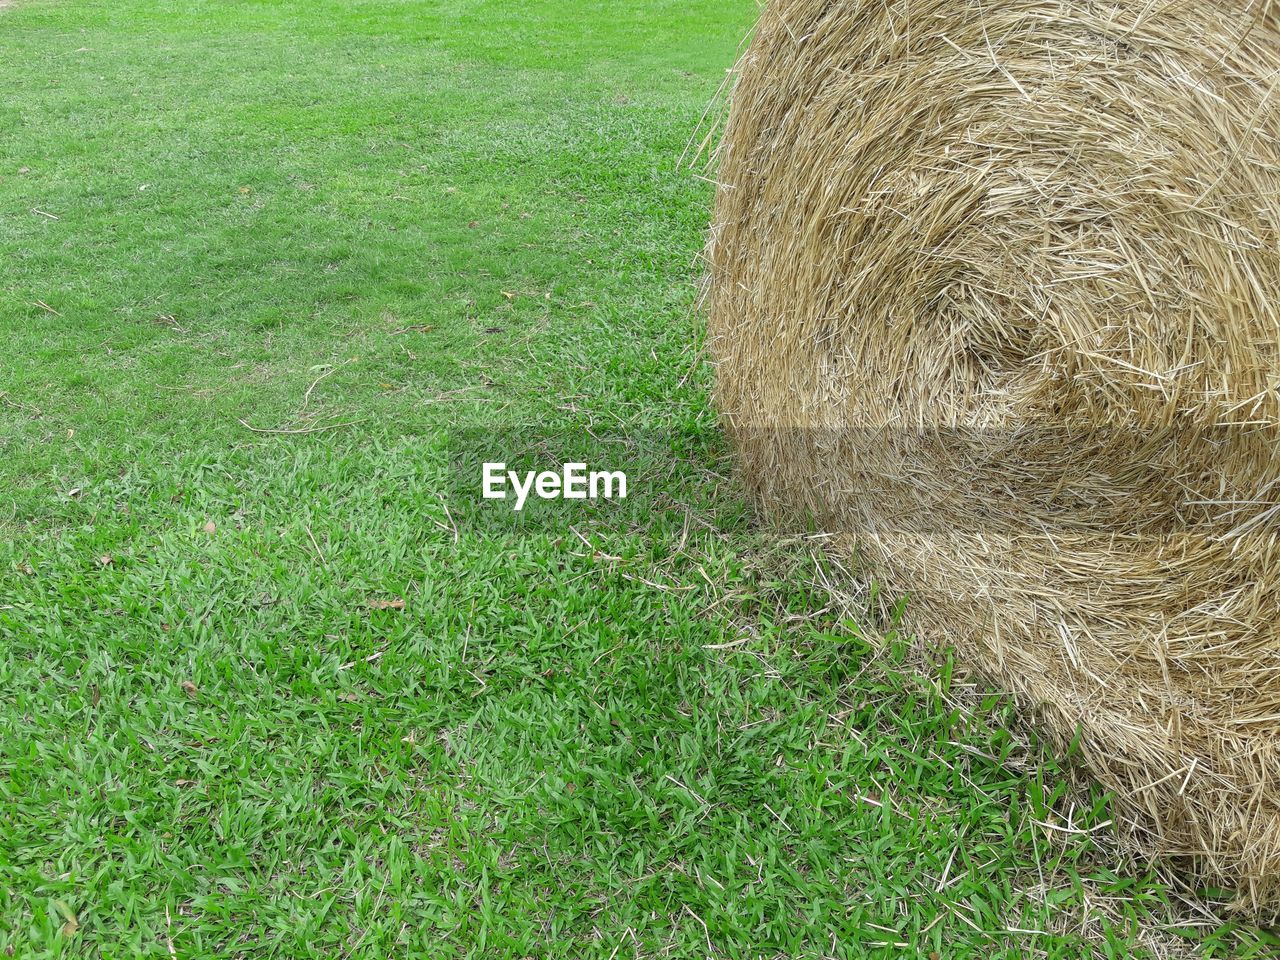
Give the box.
[707,0,1280,912]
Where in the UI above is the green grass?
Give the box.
[0,0,1277,956]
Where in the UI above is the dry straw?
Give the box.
[705,0,1280,914]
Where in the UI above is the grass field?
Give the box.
[1,1,1277,957]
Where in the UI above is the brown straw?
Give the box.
[706,0,1280,914]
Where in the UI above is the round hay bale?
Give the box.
[705,0,1280,911]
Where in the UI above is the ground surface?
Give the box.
[0,1,1277,957]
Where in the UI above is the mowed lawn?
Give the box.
[0,1,1274,957]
